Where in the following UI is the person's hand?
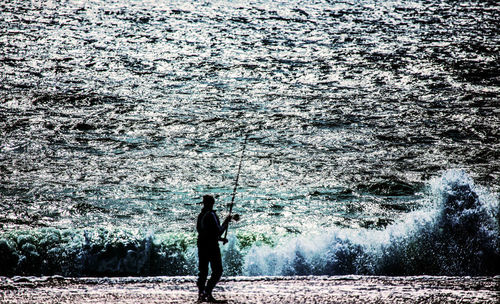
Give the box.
[224,214,240,224]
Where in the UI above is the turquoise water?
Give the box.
[0,170,498,276]
[1,0,499,276]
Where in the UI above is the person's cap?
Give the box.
[201,195,215,205]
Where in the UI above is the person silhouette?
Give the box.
[196,195,237,303]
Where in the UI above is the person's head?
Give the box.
[202,195,215,209]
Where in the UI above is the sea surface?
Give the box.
[0,0,499,277]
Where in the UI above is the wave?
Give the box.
[245,170,499,276]
[0,170,498,277]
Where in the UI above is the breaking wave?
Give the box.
[245,170,499,276]
[0,170,498,277]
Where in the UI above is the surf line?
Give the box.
[222,135,248,244]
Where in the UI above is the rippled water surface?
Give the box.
[1,0,499,238]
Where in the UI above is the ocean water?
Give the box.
[0,0,498,277]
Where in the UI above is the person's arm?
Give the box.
[207,212,230,237]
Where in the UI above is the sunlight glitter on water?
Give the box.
[1,0,499,238]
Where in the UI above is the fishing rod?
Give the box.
[222,135,248,244]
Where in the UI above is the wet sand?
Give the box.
[0,275,498,303]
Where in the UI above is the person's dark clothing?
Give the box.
[197,208,228,245]
[197,239,223,295]
[196,207,229,295]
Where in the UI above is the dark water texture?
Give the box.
[0,0,499,276]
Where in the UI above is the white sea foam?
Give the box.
[242,170,499,276]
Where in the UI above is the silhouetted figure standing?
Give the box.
[196,195,235,303]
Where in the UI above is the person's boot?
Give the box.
[204,293,218,303]
[197,290,207,302]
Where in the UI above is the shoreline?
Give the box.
[1,275,498,303]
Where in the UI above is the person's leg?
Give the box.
[197,245,209,295]
[205,246,223,295]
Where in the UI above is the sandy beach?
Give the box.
[0,275,497,303]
